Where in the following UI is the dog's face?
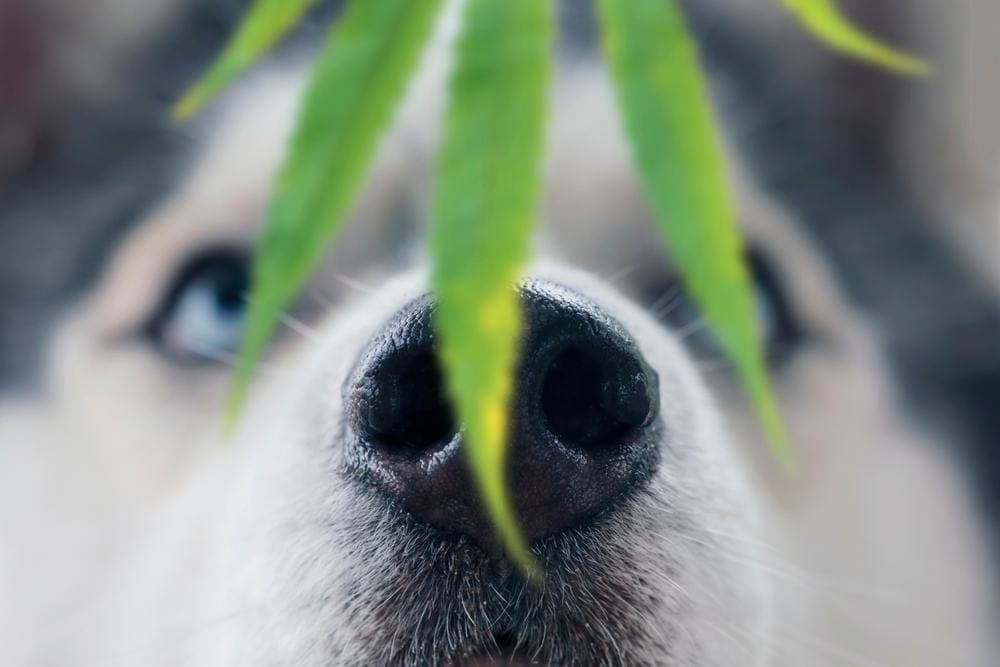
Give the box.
[2,39,997,667]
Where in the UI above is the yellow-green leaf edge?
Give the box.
[172,0,318,119]
[783,0,932,76]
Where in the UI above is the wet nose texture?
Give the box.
[345,280,661,556]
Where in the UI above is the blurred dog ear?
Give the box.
[0,0,54,178]
[892,1,1000,288]
[0,0,351,181]
[0,0,187,179]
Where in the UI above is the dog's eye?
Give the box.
[746,251,801,359]
[646,250,801,364]
[147,251,250,363]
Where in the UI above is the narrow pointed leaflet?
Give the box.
[227,0,444,423]
[598,0,791,466]
[432,0,553,576]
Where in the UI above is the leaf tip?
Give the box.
[495,514,543,582]
[768,421,796,474]
[896,56,935,79]
[221,371,251,438]
[221,320,269,438]
[755,383,795,474]
[782,0,934,79]
[170,89,203,122]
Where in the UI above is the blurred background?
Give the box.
[1,0,998,558]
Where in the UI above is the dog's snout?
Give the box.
[346,280,660,555]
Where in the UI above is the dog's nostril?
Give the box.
[541,346,652,450]
[360,351,455,454]
[347,282,660,555]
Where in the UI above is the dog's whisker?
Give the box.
[603,263,640,286]
[694,357,735,374]
[277,311,320,342]
[674,530,903,604]
[675,315,709,341]
[235,291,319,342]
[184,338,287,379]
[332,272,376,294]
[772,624,886,667]
[307,285,339,311]
[648,284,684,318]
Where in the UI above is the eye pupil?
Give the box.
[215,280,247,315]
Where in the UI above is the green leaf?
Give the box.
[597,0,791,467]
[172,0,318,119]
[432,0,553,577]
[783,0,931,76]
[226,0,444,423]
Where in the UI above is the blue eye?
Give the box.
[149,251,250,363]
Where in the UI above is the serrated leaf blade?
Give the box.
[783,0,931,76]
[598,0,791,467]
[227,0,444,423]
[432,0,553,576]
[172,0,318,119]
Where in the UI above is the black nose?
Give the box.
[345,280,660,555]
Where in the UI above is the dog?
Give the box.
[1,1,997,664]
